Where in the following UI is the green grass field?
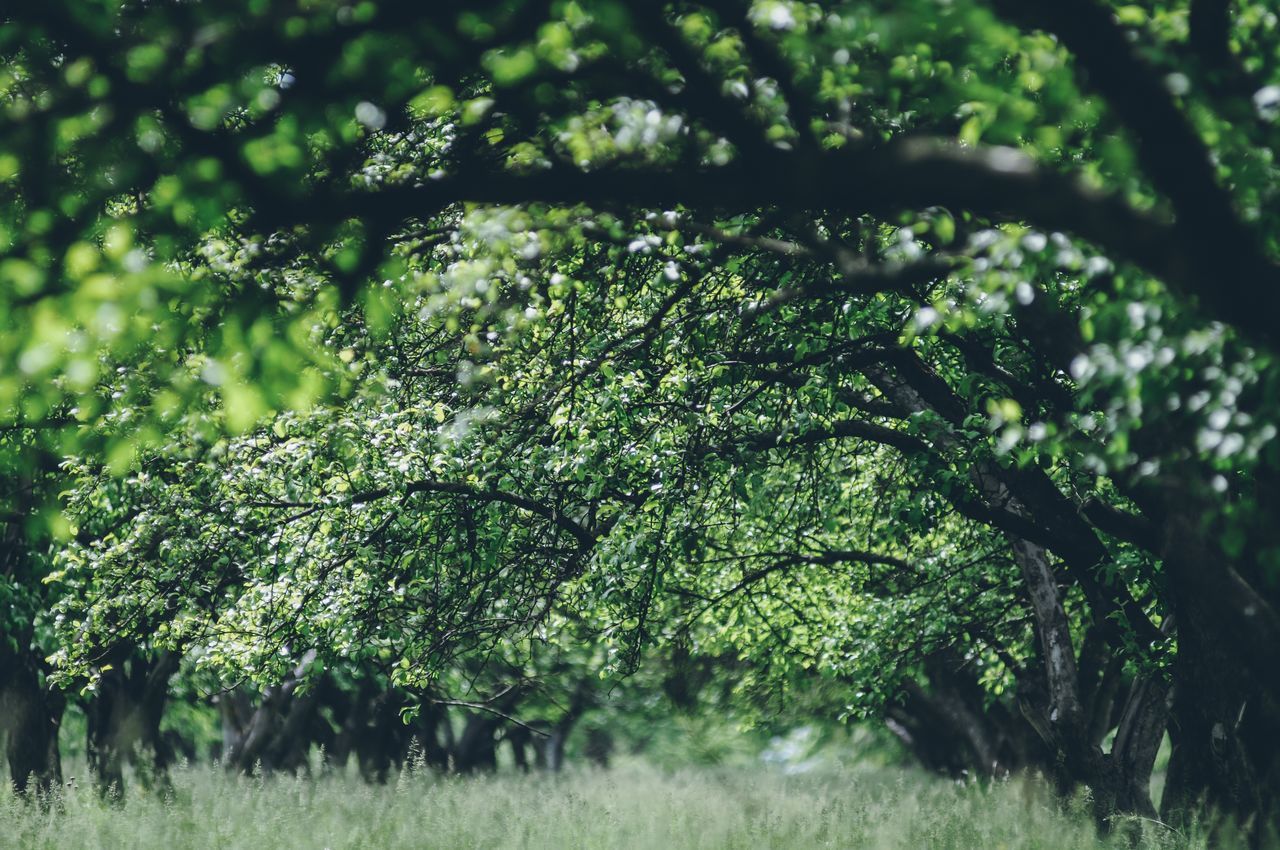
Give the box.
[1,763,1230,850]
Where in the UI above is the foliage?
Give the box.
[4,0,1280,831]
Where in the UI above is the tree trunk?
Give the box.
[583,727,613,768]
[865,359,1173,824]
[222,650,318,775]
[453,712,500,773]
[544,726,569,773]
[0,497,63,797]
[413,702,452,771]
[355,690,408,783]
[1109,676,1169,819]
[0,646,64,796]
[507,726,532,773]
[886,658,1024,779]
[1140,495,1280,835]
[1161,584,1267,829]
[86,648,179,798]
[543,678,595,773]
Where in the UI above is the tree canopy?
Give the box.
[3,0,1280,834]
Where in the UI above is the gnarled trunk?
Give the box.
[885,651,1046,779]
[220,650,319,775]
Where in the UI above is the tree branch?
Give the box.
[989,0,1280,347]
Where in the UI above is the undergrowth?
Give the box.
[0,762,1243,850]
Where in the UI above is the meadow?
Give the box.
[0,762,1239,850]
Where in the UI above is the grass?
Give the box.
[2,760,1235,850]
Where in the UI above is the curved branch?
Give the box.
[322,135,1280,349]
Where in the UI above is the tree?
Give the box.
[5,0,1280,832]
